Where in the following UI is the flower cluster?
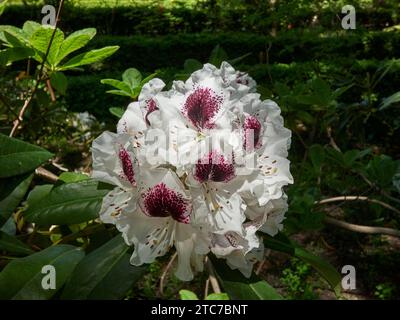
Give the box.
[91,62,293,280]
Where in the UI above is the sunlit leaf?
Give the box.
[59,46,119,70]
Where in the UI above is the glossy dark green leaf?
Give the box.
[61,235,147,299]
[211,257,282,300]
[26,184,53,204]
[0,173,33,226]
[0,133,53,178]
[24,179,108,226]
[0,245,84,299]
[0,230,34,256]
[0,217,16,235]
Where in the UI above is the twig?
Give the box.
[316,195,400,215]
[204,277,210,299]
[326,126,341,152]
[324,216,400,237]
[158,252,177,297]
[35,166,59,183]
[9,0,65,137]
[357,171,400,205]
[205,257,221,294]
[46,79,56,102]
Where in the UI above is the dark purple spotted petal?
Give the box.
[243,115,262,151]
[194,151,235,183]
[183,87,223,130]
[142,183,191,224]
[118,147,136,186]
[144,98,159,125]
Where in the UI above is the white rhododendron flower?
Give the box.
[91,62,293,280]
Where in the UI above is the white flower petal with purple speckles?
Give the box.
[92,131,138,190]
[92,61,293,280]
[99,187,138,224]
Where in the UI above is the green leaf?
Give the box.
[56,28,96,64]
[309,144,325,172]
[183,59,202,73]
[0,218,16,235]
[61,235,147,299]
[29,25,64,66]
[0,245,84,299]
[208,45,228,67]
[109,107,125,119]
[26,184,53,204]
[58,172,89,183]
[140,72,158,86]
[0,230,34,256]
[205,293,230,300]
[59,46,119,70]
[179,289,199,300]
[332,84,354,99]
[22,21,42,38]
[0,0,8,16]
[0,47,35,66]
[0,133,53,178]
[122,68,142,89]
[0,26,28,47]
[50,71,68,95]
[211,257,282,300]
[379,91,400,110]
[227,52,252,65]
[101,79,131,93]
[264,234,341,296]
[0,173,33,227]
[105,89,132,97]
[24,179,109,226]
[363,155,399,189]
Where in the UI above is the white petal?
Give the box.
[99,187,137,224]
[91,131,137,190]
[117,102,147,135]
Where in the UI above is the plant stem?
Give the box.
[205,256,221,294]
[316,195,400,215]
[9,0,65,137]
[324,216,400,237]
